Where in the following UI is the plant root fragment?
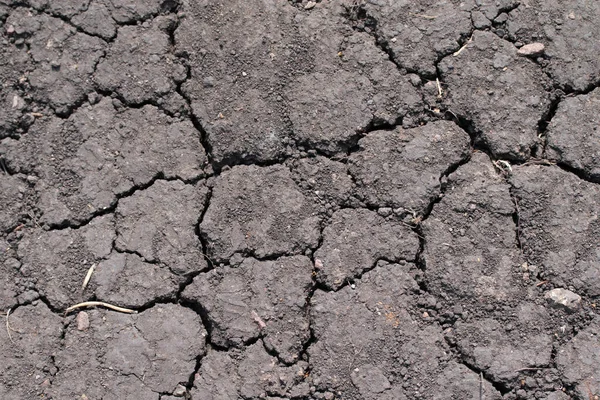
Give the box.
[65,301,137,314]
[6,308,15,344]
[82,264,96,290]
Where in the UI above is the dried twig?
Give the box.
[479,372,483,400]
[0,158,8,175]
[82,264,96,290]
[251,310,266,329]
[6,308,15,344]
[65,301,137,314]
[409,12,438,19]
[453,35,473,56]
[436,78,443,98]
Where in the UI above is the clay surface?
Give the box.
[1,0,599,398]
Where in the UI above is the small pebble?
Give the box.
[517,43,545,57]
[544,288,581,313]
[304,1,316,10]
[77,311,90,331]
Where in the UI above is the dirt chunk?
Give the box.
[17,215,115,310]
[182,255,312,364]
[201,164,321,262]
[0,174,32,233]
[546,88,600,181]
[2,98,207,226]
[507,0,600,91]
[50,304,207,398]
[433,361,502,400]
[71,1,117,40]
[423,152,523,305]
[94,16,187,104]
[359,0,475,77]
[176,0,299,166]
[309,262,500,398]
[291,156,353,207]
[115,179,209,275]
[0,244,21,309]
[314,208,418,290]
[191,343,308,399]
[348,120,470,211]
[440,30,550,160]
[511,165,600,297]
[93,252,183,308]
[556,319,600,398]
[5,8,106,115]
[0,42,34,139]
[0,302,63,400]
[108,0,172,24]
[176,0,423,165]
[454,303,553,385]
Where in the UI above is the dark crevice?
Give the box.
[559,76,600,96]
[455,356,511,395]
[192,186,215,276]
[538,94,562,152]
[554,161,600,185]
[112,247,161,265]
[508,186,523,252]
[410,146,473,295]
[178,300,227,351]
[321,256,413,293]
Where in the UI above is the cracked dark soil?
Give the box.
[1,0,600,399]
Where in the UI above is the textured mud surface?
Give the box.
[1,0,599,399]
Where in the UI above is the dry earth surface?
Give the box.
[1,0,600,399]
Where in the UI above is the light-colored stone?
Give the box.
[304,1,316,10]
[517,43,545,57]
[544,288,581,312]
[76,311,90,331]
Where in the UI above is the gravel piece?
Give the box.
[440,30,551,160]
[182,255,313,363]
[546,88,600,181]
[517,42,545,57]
[76,311,89,331]
[201,164,321,261]
[544,288,582,313]
[348,120,470,211]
